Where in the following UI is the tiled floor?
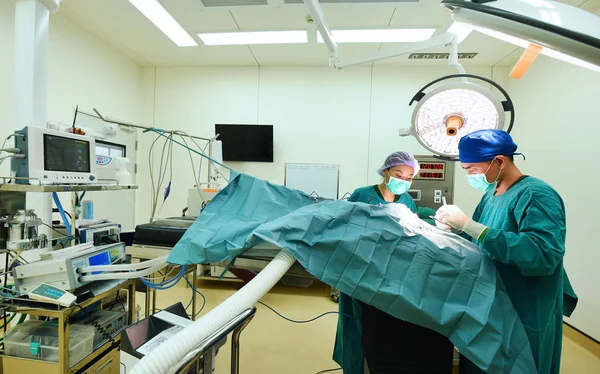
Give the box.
[135,278,600,374]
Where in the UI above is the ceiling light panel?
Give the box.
[285,0,420,3]
[317,29,436,43]
[129,0,197,47]
[198,31,308,45]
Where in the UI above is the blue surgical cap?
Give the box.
[377,151,420,176]
[458,130,522,163]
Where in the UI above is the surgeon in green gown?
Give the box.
[334,151,454,374]
[436,130,576,374]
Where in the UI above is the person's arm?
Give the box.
[480,190,566,276]
[347,189,360,203]
[404,195,417,213]
[417,206,436,225]
[471,199,483,223]
[563,270,578,317]
[459,199,484,240]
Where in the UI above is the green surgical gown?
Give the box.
[463,176,569,374]
[333,185,416,374]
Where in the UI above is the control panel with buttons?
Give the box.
[28,283,77,307]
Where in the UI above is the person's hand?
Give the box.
[436,205,488,241]
[435,205,469,231]
[434,219,452,231]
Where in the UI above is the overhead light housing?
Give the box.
[317,29,437,43]
[441,0,600,72]
[198,31,308,45]
[447,22,473,43]
[129,0,197,47]
[406,74,515,159]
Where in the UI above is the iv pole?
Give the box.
[92,109,224,188]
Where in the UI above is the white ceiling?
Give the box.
[58,0,600,68]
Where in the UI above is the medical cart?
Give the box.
[0,279,136,373]
[0,182,138,373]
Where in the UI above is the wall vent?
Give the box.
[408,52,478,60]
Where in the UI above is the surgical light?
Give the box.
[317,29,436,43]
[198,31,308,45]
[128,0,197,47]
[407,74,515,159]
[441,0,600,73]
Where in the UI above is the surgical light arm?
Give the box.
[303,0,463,72]
[303,0,337,65]
[333,33,457,69]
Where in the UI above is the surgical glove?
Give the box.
[436,205,469,228]
[436,205,488,241]
[434,219,451,231]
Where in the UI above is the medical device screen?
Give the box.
[88,251,111,275]
[43,134,91,172]
[215,124,273,162]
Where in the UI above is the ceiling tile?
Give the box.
[389,0,449,27]
[322,5,397,27]
[163,0,239,32]
[148,45,259,67]
[578,0,600,13]
[251,43,382,65]
[230,7,309,29]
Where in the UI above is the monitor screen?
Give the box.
[43,134,91,172]
[88,251,110,275]
[215,124,273,162]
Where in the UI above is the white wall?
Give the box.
[0,2,143,231]
[502,56,600,341]
[137,65,494,222]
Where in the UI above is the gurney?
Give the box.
[133,216,312,284]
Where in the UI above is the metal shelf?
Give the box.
[0,279,135,319]
[0,279,136,374]
[0,184,138,192]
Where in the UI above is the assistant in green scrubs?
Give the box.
[437,130,577,374]
[334,151,453,374]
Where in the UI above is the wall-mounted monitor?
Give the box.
[215,124,273,162]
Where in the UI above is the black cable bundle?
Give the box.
[90,317,119,351]
[76,304,120,351]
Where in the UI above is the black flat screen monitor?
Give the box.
[215,124,273,162]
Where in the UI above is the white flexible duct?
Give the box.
[78,255,168,273]
[130,250,296,374]
[79,260,168,282]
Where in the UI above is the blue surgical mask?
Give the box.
[386,176,412,195]
[467,159,499,192]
